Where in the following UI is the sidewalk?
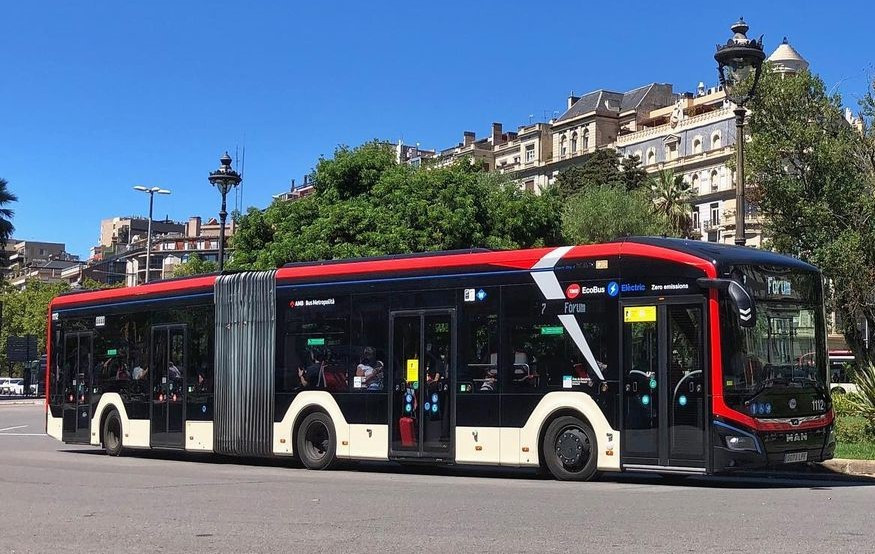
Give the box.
[821,458,875,476]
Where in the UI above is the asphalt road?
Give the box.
[1,402,873,553]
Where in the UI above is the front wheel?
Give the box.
[296,412,338,470]
[542,416,599,481]
[102,410,124,457]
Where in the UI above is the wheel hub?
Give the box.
[556,429,589,466]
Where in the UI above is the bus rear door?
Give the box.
[388,310,455,460]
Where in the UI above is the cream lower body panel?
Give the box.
[47,413,62,440]
[186,421,214,451]
[455,426,501,465]
[88,393,150,449]
[348,424,388,460]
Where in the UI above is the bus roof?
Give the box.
[51,237,816,310]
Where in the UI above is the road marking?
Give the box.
[0,425,27,432]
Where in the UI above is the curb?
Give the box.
[820,458,875,476]
[0,399,44,406]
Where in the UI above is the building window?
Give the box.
[711,132,721,149]
[524,180,535,192]
[560,136,567,157]
[710,169,719,191]
[692,209,700,230]
[513,156,520,164]
[692,137,702,154]
[634,150,642,161]
[525,144,535,162]
[583,128,590,150]
[570,132,578,153]
[710,202,720,225]
[691,173,699,192]
[646,148,656,165]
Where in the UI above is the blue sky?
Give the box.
[2,1,873,258]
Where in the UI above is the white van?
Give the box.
[829,351,859,395]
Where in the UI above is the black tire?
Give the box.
[542,416,599,481]
[102,410,124,457]
[296,412,338,470]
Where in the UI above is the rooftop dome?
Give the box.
[767,37,809,74]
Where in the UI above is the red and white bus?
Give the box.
[45,237,835,480]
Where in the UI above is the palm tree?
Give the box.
[650,170,693,237]
[0,178,18,248]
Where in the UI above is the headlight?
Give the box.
[725,435,758,451]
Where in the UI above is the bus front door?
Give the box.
[150,325,187,448]
[621,299,707,472]
[62,332,93,444]
[389,311,454,460]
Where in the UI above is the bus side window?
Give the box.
[350,295,389,392]
[460,313,499,393]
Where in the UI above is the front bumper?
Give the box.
[712,419,835,471]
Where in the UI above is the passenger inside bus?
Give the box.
[356,346,384,391]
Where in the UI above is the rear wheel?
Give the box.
[296,412,338,470]
[102,410,124,457]
[542,416,598,481]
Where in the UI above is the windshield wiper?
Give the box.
[745,376,789,404]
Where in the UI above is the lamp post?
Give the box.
[208,152,242,272]
[133,185,171,283]
[715,17,765,247]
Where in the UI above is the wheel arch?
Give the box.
[536,407,594,468]
[273,391,350,457]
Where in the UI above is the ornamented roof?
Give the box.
[767,37,809,74]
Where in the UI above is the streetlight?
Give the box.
[715,17,765,247]
[133,185,171,283]
[207,152,242,272]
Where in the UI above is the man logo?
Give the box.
[565,283,581,299]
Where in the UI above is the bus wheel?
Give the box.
[543,416,598,481]
[296,412,338,470]
[103,410,124,457]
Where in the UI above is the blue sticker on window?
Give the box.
[431,393,438,403]
[405,403,412,413]
[201,405,207,414]
[405,394,413,403]
[476,289,487,301]
[431,404,438,413]
[679,395,687,407]
[424,402,431,411]
[642,394,650,406]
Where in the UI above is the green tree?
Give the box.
[561,185,674,245]
[0,280,70,369]
[650,169,693,237]
[172,253,219,277]
[556,149,650,198]
[230,143,562,267]
[620,154,649,191]
[555,148,622,198]
[746,67,875,362]
[0,177,18,252]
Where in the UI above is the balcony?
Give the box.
[702,219,722,232]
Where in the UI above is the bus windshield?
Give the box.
[720,267,827,417]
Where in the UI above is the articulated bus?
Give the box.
[45,238,835,480]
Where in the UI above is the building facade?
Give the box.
[425,39,809,247]
[2,240,80,288]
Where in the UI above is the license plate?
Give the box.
[784,452,808,463]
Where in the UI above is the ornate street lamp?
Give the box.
[715,17,765,247]
[208,152,242,272]
[133,185,171,283]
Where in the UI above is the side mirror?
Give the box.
[697,277,757,328]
